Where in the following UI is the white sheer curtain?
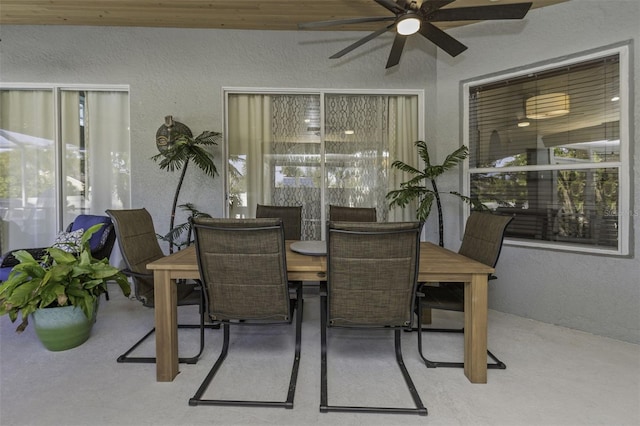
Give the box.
[387,95,419,222]
[226,91,419,234]
[0,89,55,250]
[59,90,130,225]
[84,91,130,213]
[0,87,130,256]
[60,91,82,225]
[227,94,272,218]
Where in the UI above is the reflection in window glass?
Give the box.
[471,168,619,248]
[469,55,619,169]
[0,89,55,249]
[227,92,420,240]
[0,87,130,254]
[466,48,628,254]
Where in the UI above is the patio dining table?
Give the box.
[147,241,495,384]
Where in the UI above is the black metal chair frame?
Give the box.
[188,219,303,409]
[414,213,513,370]
[107,208,216,365]
[415,282,506,370]
[115,269,211,365]
[321,223,427,416]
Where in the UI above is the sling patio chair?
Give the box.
[321,220,427,416]
[256,204,302,240]
[416,211,513,370]
[328,205,377,222]
[256,204,306,302]
[188,217,303,409]
[107,208,213,364]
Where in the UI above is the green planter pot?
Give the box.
[31,304,96,351]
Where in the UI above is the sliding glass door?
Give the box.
[225,90,421,240]
[0,86,130,253]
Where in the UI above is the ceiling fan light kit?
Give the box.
[397,14,421,35]
[525,93,570,119]
[299,0,533,69]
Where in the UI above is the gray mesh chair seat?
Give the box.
[328,205,377,222]
[106,208,213,365]
[417,212,513,370]
[321,221,426,416]
[188,218,302,409]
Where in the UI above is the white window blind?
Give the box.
[464,46,629,255]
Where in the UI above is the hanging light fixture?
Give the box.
[397,13,421,36]
[525,93,570,119]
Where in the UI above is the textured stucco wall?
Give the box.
[0,24,436,242]
[432,0,640,343]
[0,0,638,343]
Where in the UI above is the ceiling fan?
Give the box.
[298,0,533,69]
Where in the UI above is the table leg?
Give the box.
[154,270,179,382]
[463,273,488,384]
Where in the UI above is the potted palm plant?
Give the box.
[0,224,131,351]
[151,116,221,253]
[386,141,485,247]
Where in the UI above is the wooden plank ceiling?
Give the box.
[1,0,568,31]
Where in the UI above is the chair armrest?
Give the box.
[0,247,48,268]
[120,268,153,280]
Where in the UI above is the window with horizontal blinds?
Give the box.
[464,45,629,255]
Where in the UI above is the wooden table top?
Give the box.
[148,241,494,282]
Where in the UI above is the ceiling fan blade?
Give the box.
[375,0,406,14]
[330,24,395,59]
[419,22,467,57]
[428,3,533,22]
[298,16,395,29]
[386,34,407,68]
[419,0,457,15]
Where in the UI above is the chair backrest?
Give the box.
[328,205,377,222]
[256,204,302,240]
[67,214,116,260]
[458,212,513,268]
[326,221,422,328]
[106,208,164,305]
[192,217,291,322]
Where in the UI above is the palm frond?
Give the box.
[391,160,421,176]
[415,141,432,167]
[186,145,218,178]
[387,185,426,208]
[154,144,190,172]
[194,131,222,145]
[416,192,435,222]
[450,192,489,211]
[158,222,190,243]
[403,175,428,188]
[178,203,212,218]
[441,145,469,171]
[424,165,445,179]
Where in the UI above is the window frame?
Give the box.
[222,87,425,238]
[461,43,631,256]
[0,82,130,232]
